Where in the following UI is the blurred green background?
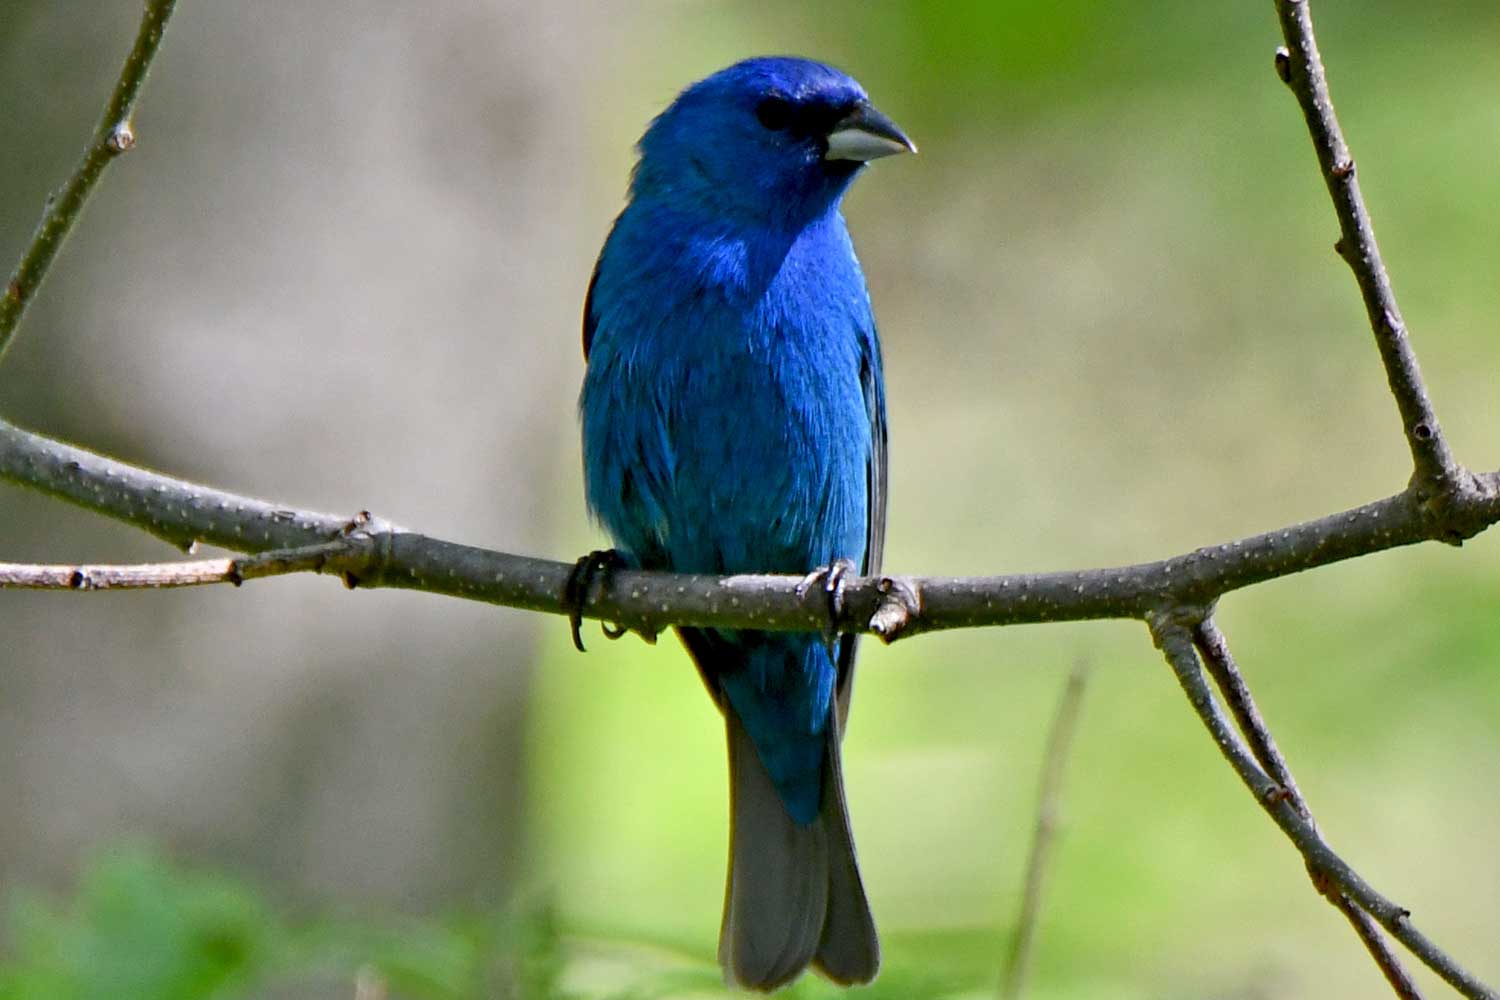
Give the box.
[2,2,1498,998]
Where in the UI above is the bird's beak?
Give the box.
[824,101,917,162]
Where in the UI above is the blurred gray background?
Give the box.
[2,2,1499,998]
[0,1,598,909]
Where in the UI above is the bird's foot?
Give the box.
[563,549,629,652]
[797,558,859,651]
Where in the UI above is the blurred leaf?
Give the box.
[0,846,269,1000]
[0,850,572,1000]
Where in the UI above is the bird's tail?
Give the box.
[718,705,880,991]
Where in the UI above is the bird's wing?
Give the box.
[859,343,888,579]
[581,256,603,361]
[834,334,887,728]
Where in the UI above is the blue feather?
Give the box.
[579,55,907,989]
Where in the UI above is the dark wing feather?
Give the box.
[834,341,887,728]
[678,626,731,710]
[859,348,888,579]
[581,256,603,361]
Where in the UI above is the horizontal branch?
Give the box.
[0,539,359,591]
[3,416,1499,639]
[0,0,177,361]
[2,557,240,590]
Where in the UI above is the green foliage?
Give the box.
[0,848,267,1000]
[0,850,1005,999]
[0,848,568,1000]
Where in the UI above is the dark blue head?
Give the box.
[632,57,915,231]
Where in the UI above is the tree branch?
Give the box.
[1333,898,1429,1000]
[0,0,177,362]
[1193,619,1426,999]
[4,415,1499,640]
[1273,0,1456,489]
[0,539,367,591]
[1153,618,1496,1000]
[1192,620,1306,809]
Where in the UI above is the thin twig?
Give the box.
[1193,619,1426,999]
[1152,618,1497,1000]
[1001,663,1090,1000]
[1,557,240,591]
[0,538,369,592]
[1273,0,1457,490]
[3,417,1500,640]
[1193,620,1307,811]
[0,0,178,362]
[1334,898,1430,1000]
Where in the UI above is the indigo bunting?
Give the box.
[578,57,912,991]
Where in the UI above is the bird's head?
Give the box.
[632,56,915,230]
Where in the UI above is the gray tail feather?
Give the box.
[718,708,880,991]
[811,710,880,985]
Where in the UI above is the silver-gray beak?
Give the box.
[824,101,917,162]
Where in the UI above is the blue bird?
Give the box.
[577,56,912,991]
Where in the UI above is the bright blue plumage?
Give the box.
[579,56,911,991]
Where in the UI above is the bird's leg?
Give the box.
[562,548,629,652]
[797,557,859,653]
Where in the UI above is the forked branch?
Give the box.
[1153,618,1496,1000]
[1192,620,1427,1000]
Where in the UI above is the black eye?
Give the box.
[755,96,794,131]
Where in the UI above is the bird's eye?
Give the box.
[755,96,795,131]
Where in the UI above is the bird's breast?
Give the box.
[582,219,873,577]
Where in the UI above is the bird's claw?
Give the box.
[563,549,628,652]
[798,558,858,650]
